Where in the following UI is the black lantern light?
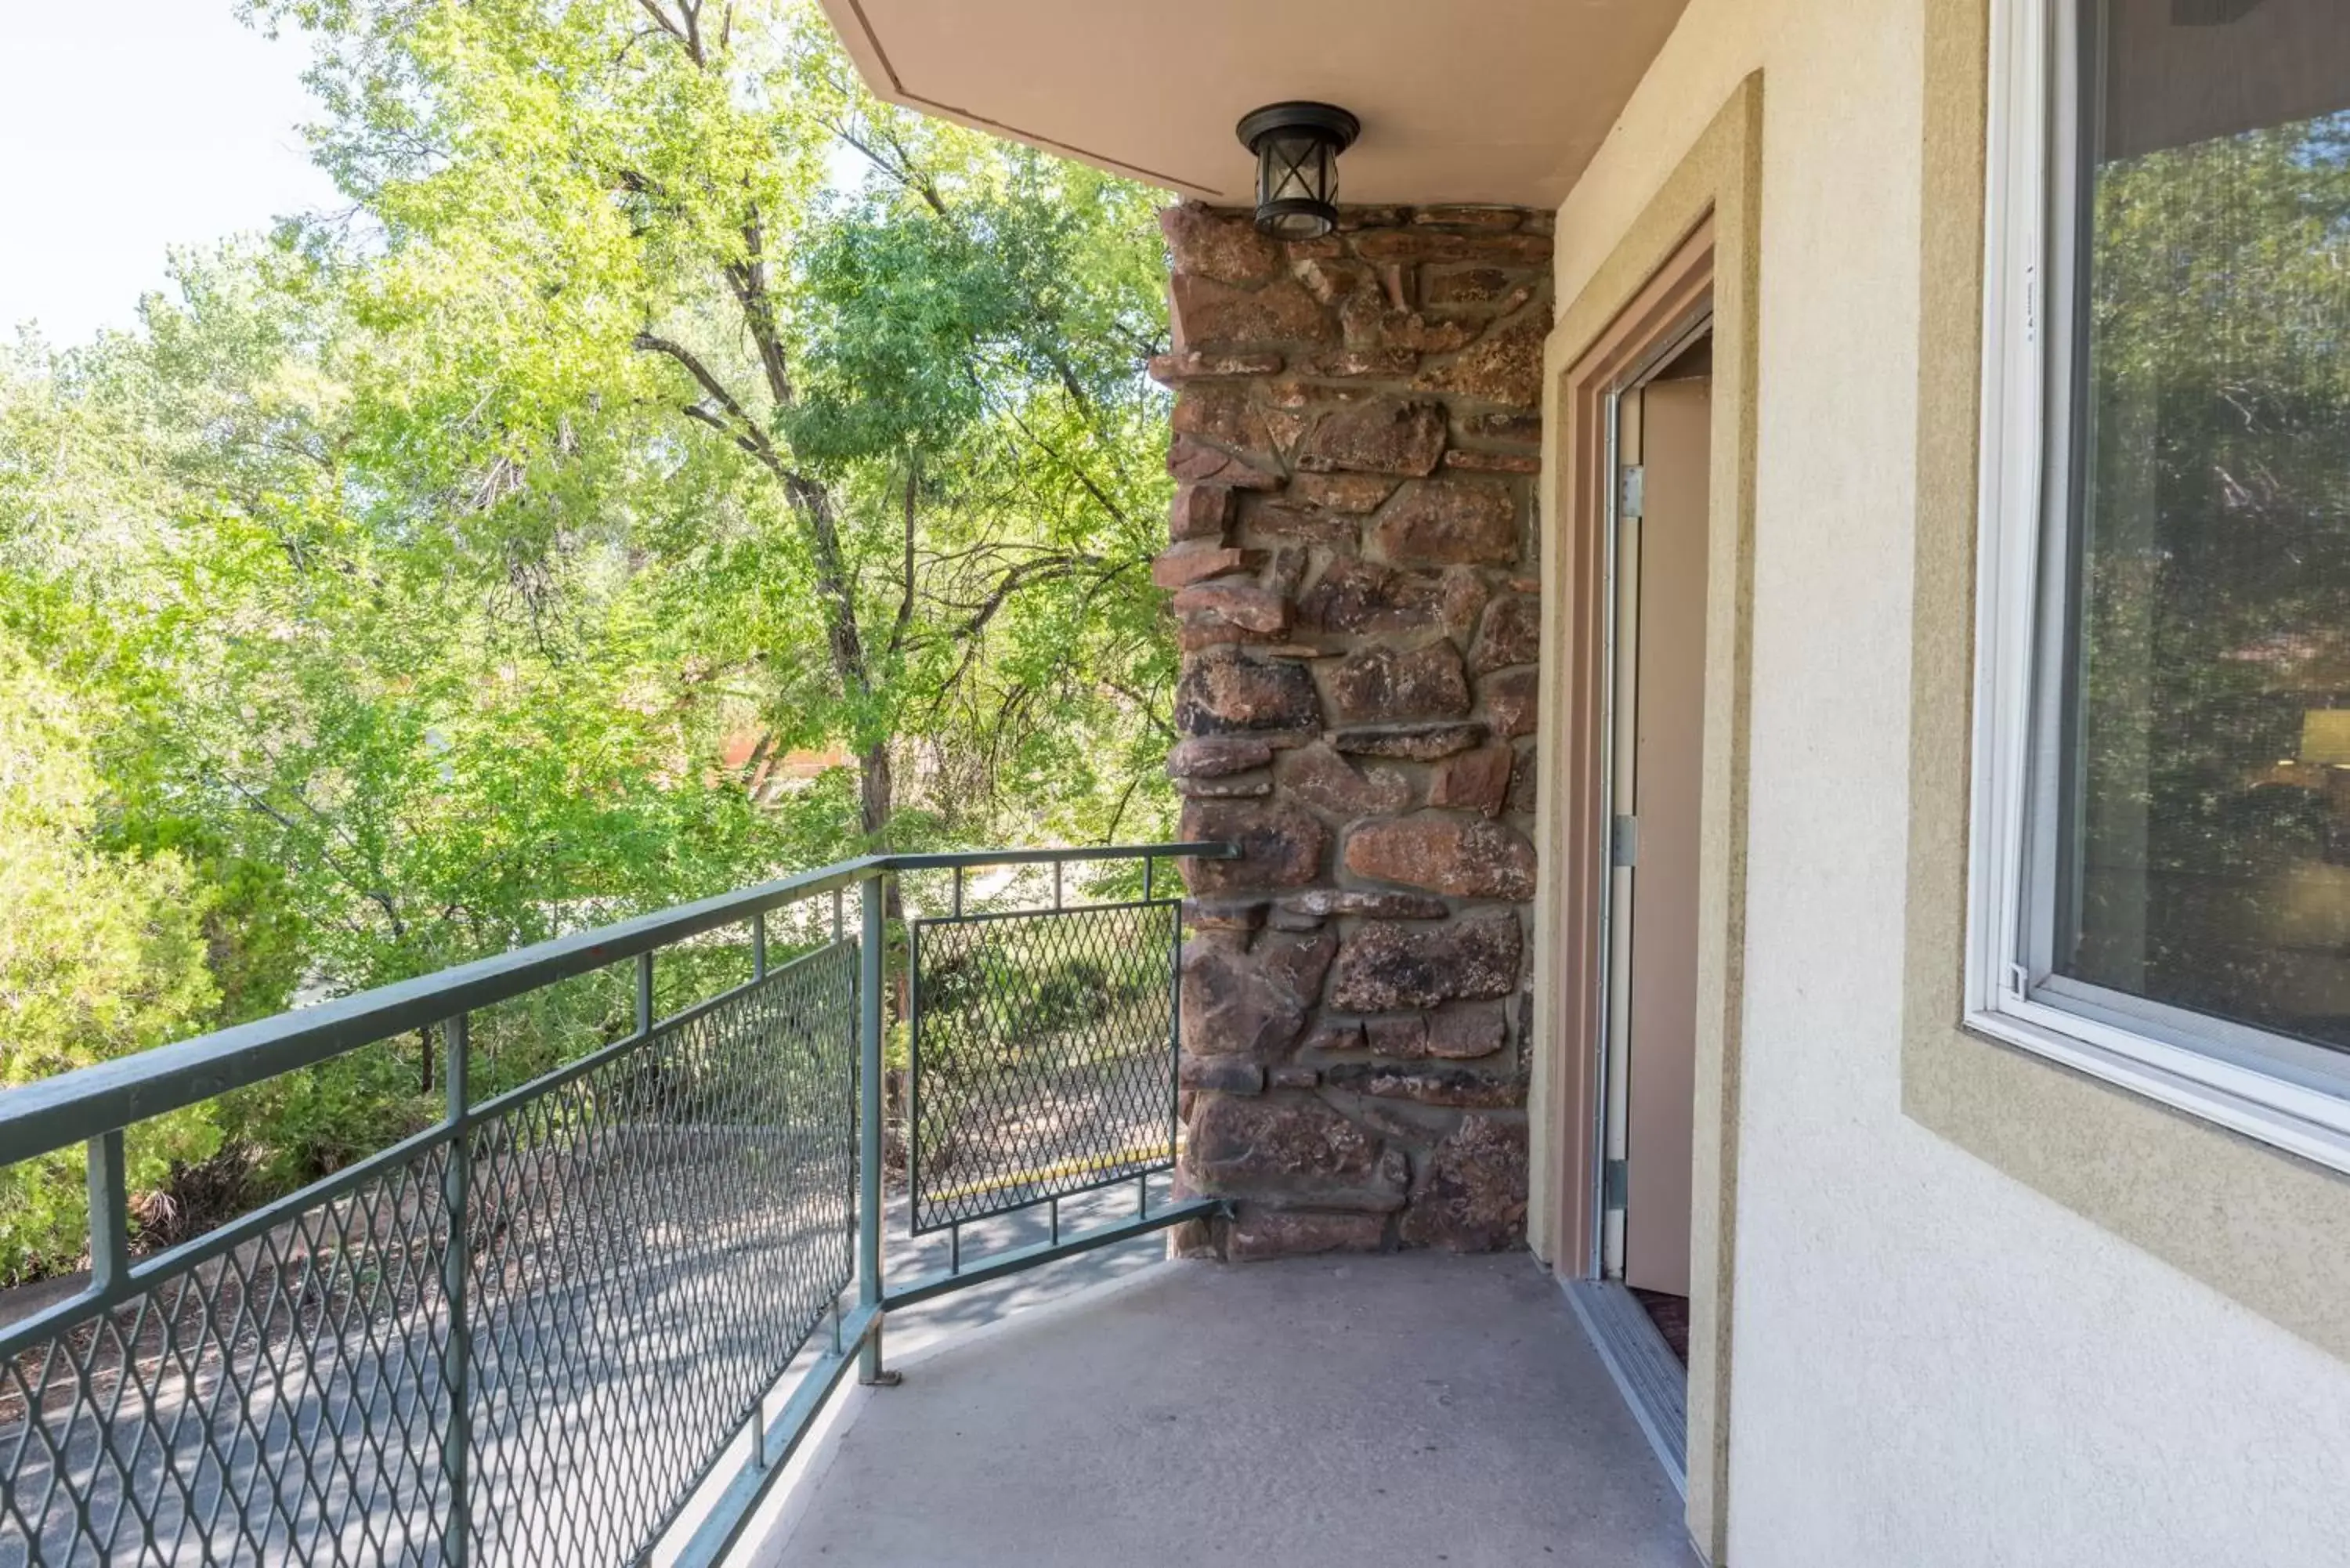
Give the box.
[1236,102,1361,240]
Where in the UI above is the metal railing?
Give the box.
[0,843,1233,1567]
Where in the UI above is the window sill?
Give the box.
[1964,995,2350,1179]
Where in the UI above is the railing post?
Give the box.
[440,1013,473,1567]
[85,1129,128,1296]
[856,872,896,1386]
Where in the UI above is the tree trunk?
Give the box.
[859,740,892,844]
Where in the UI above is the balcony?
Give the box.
[0,844,1681,1567]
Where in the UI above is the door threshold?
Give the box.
[1560,1277,1687,1497]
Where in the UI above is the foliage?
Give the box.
[0,0,1176,1281]
[0,642,222,1282]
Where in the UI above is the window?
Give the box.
[1972,0,2350,1171]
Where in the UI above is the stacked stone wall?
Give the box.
[1153,202,1549,1258]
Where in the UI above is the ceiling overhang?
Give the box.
[814,0,1692,209]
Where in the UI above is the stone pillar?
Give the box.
[1152,203,1549,1259]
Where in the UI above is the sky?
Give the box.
[0,1,342,346]
[1,4,877,347]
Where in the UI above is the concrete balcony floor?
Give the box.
[749,1250,1693,1567]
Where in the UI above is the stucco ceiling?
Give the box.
[814,0,1692,208]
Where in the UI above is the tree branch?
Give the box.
[891,450,919,656]
[634,0,687,47]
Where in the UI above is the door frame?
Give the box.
[1528,74,1762,1566]
[1600,334,1715,1295]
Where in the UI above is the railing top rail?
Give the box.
[0,840,1236,1166]
[884,843,1231,873]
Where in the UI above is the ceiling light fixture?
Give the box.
[1236,102,1361,240]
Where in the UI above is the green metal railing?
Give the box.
[0,844,1232,1567]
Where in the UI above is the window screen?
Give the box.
[2056,0,2350,1049]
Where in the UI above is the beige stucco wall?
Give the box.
[1552,0,2350,1562]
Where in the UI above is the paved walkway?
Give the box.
[753,1251,1693,1568]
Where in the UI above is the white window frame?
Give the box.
[1968,0,2350,1176]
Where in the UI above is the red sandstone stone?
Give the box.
[1161,204,1283,285]
[1508,742,1538,815]
[1290,473,1398,512]
[1183,898,1265,931]
[1461,412,1545,446]
[1254,927,1337,1008]
[1181,798,1330,891]
[1369,478,1520,566]
[1444,450,1542,474]
[1429,744,1514,817]
[1278,889,1452,921]
[1170,483,1238,542]
[1266,1065,1324,1091]
[1149,349,1285,384]
[1177,619,1281,652]
[1422,266,1526,308]
[1260,379,1318,410]
[1484,668,1539,739]
[1329,724,1488,761]
[1173,383,1275,458]
[1263,407,1314,458]
[1399,1115,1529,1250]
[1329,910,1523,1012]
[1296,257,1373,304]
[1179,939,1303,1057]
[1470,596,1540,673]
[1187,1094,1408,1210]
[1365,1004,1507,1060]
[1350,229,1553,266]
[1322,1064,1524,1110]
[1276,743,1414,818]
[1324,641,1472,724]
[1175,774,1272,799]
[1412,206,1525,230]
[1294,397,1448,477]
[1180,1054,1267,1094]
[1297,558,1483,638]
[1169,433,1280,489]
[1151,543,1257,591]
[1418,315,1547,407]
[1174,648,1320,737]
[1170,273,1335,349]
[1293,348,1423,380]
[1173,580,1289,634]
[1344,815,1535,900]
[1301,1017,1366,1055]
[1341,293,1477,355]
[1243,500,1358,548]
[1227,1208,1386,1260]
[1267,546,1307,598]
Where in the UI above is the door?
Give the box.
[1603,342,1710,1298]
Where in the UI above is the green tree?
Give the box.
[0,1,1179,1277]
[0,639,222,1283]
[249,0,1175,847]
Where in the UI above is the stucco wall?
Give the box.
[1553,1,2350,1563]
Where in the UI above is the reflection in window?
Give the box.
[2062,1,2350,1049]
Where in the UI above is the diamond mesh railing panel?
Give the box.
[0,1147,456,1566]
[0,938,858,1568]
[462,938,857,1568]
[908,900,1180,1234]
[2,845,1224,1568]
